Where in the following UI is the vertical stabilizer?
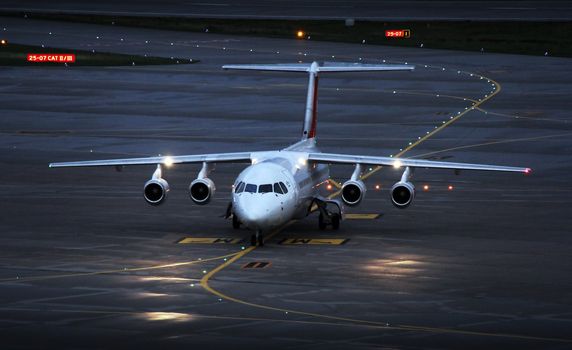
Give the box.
[302,61,320,140]
[222,61,414,142]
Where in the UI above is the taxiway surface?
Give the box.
[1,17,572,349]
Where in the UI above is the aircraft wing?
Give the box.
[49,152,252,168]
[308,152,531,174]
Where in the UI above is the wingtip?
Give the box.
[524,167,532,175]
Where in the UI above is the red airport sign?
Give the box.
[385,29,411,38]
[27,54,76,63]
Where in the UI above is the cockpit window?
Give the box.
[273,183,284,194]
[244,183,257,193]
[279,182,288,194]
[235,182,245,193]
[258,184,273,193]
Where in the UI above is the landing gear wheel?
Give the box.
[250,234,257,246]
[331,214,340,230]
[318,213,327,230]
[232,214,240,229]
[257,231,264,247]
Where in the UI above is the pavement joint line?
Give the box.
[475,106,571,123]
[3,306,569,342]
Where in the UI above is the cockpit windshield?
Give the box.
[235,182,288,194]
[244,183,257,193]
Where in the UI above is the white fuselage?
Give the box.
[232,140,329,231]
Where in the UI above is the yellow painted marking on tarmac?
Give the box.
[200,246,571,343]
[279,238,348,245]
[0,252,239,284]
[411,132,572,160]
[196,70,567,342]
[178,237,243,244]
[242,261,271,269]
[397,74,500,158]
[361,74,502,182]
[345,213,381,220]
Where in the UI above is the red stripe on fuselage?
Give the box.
[308,76,319,138]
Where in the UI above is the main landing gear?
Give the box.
[251,230,264,247]
[314,199,342,231]
[318,212,340,230]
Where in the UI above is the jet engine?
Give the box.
[189,177,216,205]
[390,181,415,208]
[144,178,170,205]
[143,165,169,205]
[341,179,366,206]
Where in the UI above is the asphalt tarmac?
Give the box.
[1,17,572,350]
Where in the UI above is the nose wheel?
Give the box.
[232,214,241,229]
[251,231,264,247]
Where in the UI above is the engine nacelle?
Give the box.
[391,181,415,209]
[189,177,216,205]
[143,178,170,206]
[341,180,366,206]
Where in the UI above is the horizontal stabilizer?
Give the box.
[222,62,414,73]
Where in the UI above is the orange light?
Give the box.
[0,39,6,45]
[448,185,454,191]
[296,30,304,38]
[375,184,381,190]
[423,184,429,191]
[326,184,333,190]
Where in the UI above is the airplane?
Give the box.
[50,61,531,246]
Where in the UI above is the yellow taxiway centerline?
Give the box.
[0,252,239,284]
[196,73,572,342]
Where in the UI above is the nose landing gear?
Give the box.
[232,214,241,229]
[251,230,264,247]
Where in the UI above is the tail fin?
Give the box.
[223,61,414,140]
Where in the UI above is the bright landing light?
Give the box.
[393,160,402,169]
[296,30,305,38]
[163,156,174,167]
[144,312,192,322]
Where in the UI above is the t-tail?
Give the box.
[223,61,414,141]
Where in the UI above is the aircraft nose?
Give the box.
[235,194,282,230]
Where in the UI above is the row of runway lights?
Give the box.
[9,26,502,92]
[3,25,553,57]
[16,27,498,161]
